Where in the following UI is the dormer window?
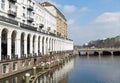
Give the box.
[1,0,5,10]
[8,0,17,3]
[39,24,44,29]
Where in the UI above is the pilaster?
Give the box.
[24,35,27,57]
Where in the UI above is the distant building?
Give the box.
[41,2,67,38]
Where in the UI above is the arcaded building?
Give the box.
[0,0,73,78]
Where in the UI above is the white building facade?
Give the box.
[0,0,73,78]
[0,0,73,61]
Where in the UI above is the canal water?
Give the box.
[1,55,120,83]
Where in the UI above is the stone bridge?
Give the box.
[78,48,120,55]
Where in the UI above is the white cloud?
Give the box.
[94,12,120,24]
[67,19,75,26]
[68,12,120,45]
[63,5,76,13]
[80,7,89,12]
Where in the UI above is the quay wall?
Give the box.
[0,51,73,79]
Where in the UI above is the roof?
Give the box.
[40,2,67,21]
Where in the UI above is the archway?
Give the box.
[42,37,44,55]
[46,37,48,54]
[52,39,54,51]
[27,34,30,54]
[11,30,17,58]
[49,38,51,51]
[21,33,25,56]
[1,29,8,60]
[38,36,40,55]
[113,51,120,56]
[33,35,36,55]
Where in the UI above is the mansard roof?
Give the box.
[40,2,66,21]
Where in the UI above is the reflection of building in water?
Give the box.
[53,59,74,82]
[35,59,74,83]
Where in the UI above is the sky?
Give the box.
[37,0,120,45]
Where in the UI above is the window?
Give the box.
[22,20,25,23]
[1,0,5,10]
[13,62,17,71]
[22,0,24,3]
[23,7,25,17]
[22,61,25,67]
[12,77,17,83]
[3,64,9,74]
[2,80,9,83]
[28,60,31,65]
[28,0,31,5]
[9,2,17,12]
[27,10,34,17]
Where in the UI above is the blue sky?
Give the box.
[38,0,120,45]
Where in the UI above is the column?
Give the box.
[54,40,55,51]
[0,32,2,61]
[44,38,46,55]
[50,39,52,52]
[54,40,56,52]
[16,37,21,58]
[40,36,42,55]
[24,35,27,57]
[7,34,11,59]
[60,40,62,51]
[53,40,54,52]
[30,35,33,55]
[35,37,38,55]
[47,39,50,54]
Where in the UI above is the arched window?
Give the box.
[1,29,8,60]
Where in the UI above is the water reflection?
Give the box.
[68,56,120,83]
[35,59,74,83]
[1,56,120,83]
[0,59,74,83]
[0,70,33,83]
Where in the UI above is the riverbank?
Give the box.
[24,53,75,83]
[0,51,74,79]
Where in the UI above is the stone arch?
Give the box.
[1,28,8,60]
[54,39,57,52]
[113,51,120,56]
[52,39,54,51]
[102,51,112,55]
[27,34,31,54]
[53,39,56,52]
[21,32,25,56]
[38,36,41,55]
[11,30,17,58]
[33,35,36,54]
[42,36,45,55]
[46,37,48,54]
[49,38,51,52]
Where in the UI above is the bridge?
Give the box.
[78,48,120,55]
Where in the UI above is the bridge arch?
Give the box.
[113,51,120,56]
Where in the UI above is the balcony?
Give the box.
[27,17,34,22]
[20,23,37,31]
[27,5,33,11]
[8,0,17,3]
[39,24,44,29]
[0,15,18,25]
[8,9,17,17]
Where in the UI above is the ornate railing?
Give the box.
[0,15,18,25]
[20,23,37,31]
